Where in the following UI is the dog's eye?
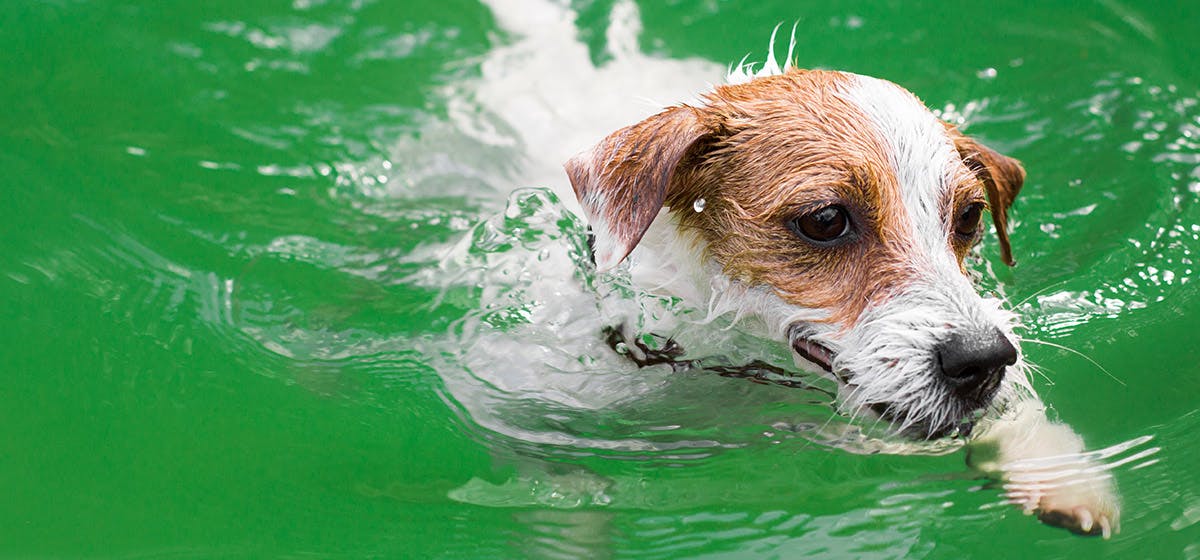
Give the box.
[788,205,852,245]
[955,202,985,237]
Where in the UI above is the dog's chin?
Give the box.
[861,382,1000,440]
[868,400,984,440]
[790,335,996,441]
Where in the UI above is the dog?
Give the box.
[563,52,1120,537]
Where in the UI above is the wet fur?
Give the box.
[565,63,1119,536]
[567,68,1026,438]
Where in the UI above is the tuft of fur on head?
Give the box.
[726,23,798,85]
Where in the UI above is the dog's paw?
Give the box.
[970,398,1126,539]
[1004,472,1120,538]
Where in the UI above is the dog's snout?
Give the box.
[935,328,1017,394]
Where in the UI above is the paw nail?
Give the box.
[1078,508,1094,532]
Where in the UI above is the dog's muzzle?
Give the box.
[789,324,1018,440]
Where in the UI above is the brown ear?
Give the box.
[946,125,1026,266]
[564,105,712,271]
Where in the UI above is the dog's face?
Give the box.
[566,69,1027,439]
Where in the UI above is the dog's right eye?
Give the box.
[787,205,853,245]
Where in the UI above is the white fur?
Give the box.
[629,213,828,333]
[578,188,623,271]
[726,23,797,85]
[843,75,961,264]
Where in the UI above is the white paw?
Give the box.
[1003,470,1120,538]
[970,398,1130,538]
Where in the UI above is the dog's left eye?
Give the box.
[955,202,985,238]
[788,205,853,245]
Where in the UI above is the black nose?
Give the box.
[935,328,1017,397]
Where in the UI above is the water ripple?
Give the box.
[1019,72,1200,340]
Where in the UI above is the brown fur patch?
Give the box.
[567,67,1024,328]
[944,124,1027,266]
[946,171,989,270]
[564,106,713,269]
[663,70,928,327]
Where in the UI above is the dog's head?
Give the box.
[565,69,1028,439]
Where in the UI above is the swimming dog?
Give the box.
[564,63,1120,537]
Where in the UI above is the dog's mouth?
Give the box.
[790,336,836,375]
[868,402,979,440]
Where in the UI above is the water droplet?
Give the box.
[977,67,997,80]
[693,198,706,212]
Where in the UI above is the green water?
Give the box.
[3,1,1199,558]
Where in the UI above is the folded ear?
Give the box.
[564,106,713,271]
[946,126,1026,266]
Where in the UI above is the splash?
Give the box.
[414,189,969,461]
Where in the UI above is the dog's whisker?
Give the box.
[1018,337,1125,386]
[1012,279,1074,308]
[842,392,867,427]
[806,379,861,437]
[837,385,879,433]
[1022,361,1054,386]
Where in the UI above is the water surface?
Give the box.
[2,1,1199,558]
